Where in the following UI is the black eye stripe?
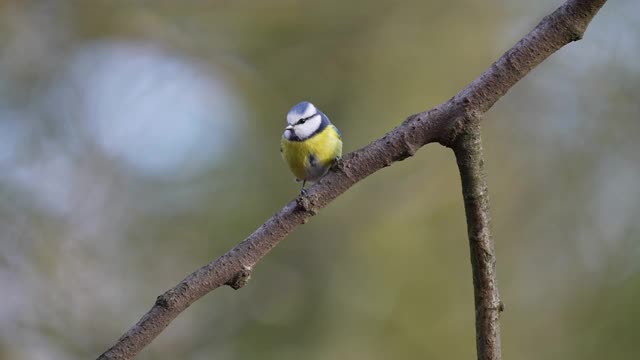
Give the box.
[297,113,318,124]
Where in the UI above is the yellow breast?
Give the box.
[281,125,342,181]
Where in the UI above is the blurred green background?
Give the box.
[1,0,638,359]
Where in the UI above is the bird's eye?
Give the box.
[298,119,306,125]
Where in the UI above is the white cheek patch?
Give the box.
[286,113,297,125]
[294,114,321,140]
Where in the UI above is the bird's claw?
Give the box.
[331,156,343,170]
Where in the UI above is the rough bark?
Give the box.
[97,1,607,359]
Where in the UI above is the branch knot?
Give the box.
[296,195,317,214]
[226,265,253,290]
[155,290,179,310]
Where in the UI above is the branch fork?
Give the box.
[97,1,608,358]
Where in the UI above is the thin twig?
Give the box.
[453,119,503,360]
[97,1,607,358]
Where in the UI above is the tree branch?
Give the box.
[97,1,607,358]
[454,118,503,360]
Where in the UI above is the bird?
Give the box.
[280,101,342,194]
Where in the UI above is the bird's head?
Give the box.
[284,101,324,141]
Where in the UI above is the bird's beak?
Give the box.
[285,125,294,131]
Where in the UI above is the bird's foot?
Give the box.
[331,156,343,170]
[299,180,307,195]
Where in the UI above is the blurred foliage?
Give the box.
[0,0,639,359]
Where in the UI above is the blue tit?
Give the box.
[281,101,342,193]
